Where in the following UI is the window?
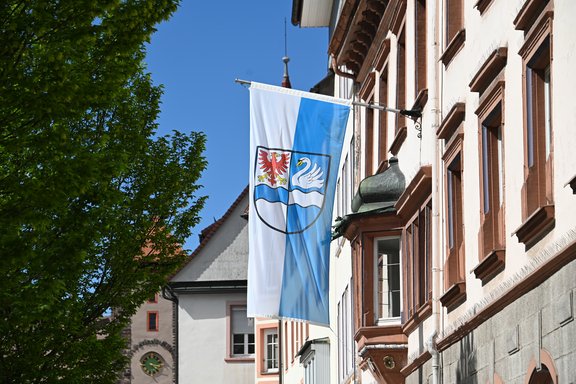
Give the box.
[365,98,375,176]
[338,283,353,383]
[396,28,406,135]
[480,105,504,231]
[378,65,389,167]
[264,329,279,373]
[415,0,427,95]
[441,0,465,66]
[404,200,432,317]
[440,148,467,311]
[475,92,506,283]
[515,1,554,248]
[528,366,554,384]
[230,305,254,358]
[375,237,401,322]
[445,0,463,44]
[147,311,158,332]
[446,153,464,283]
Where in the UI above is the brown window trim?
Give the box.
[373,38,391,72]
[514,0,551,32]
[396,25,407,135]
[359,72,376,101]
[440,29,465,67]
[469,47,507,94]
[471,249,505,285]
[437,102,465,140]
[389,126,407,156]
[475,81,506,282]
[378,66,389,166]
[439,281,466,312]
[442,131,465,310]
[365,96,375,177]
[402,300,432,335]
[357,229,403,327]
[474,0,494,15]
[566,174,576,194]
[513,205,555,250]
[415,0,427,96]
[395,165,432,220]
[517,8,554,247]
[147,311,159,332]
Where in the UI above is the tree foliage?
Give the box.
[0,1,207,382]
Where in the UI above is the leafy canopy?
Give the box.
[0,1,207,382]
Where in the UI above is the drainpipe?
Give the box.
[331,54,356,80]
[162,285,179,384]
[429,0,442,383]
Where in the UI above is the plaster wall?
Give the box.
[178,292,254,384]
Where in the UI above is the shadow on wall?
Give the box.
[456,333,477,384]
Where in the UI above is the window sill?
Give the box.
[225,357,255,363]
[440,29,466,67]
[565,174,576,194]
[389,126,407,156]
[514,205,555,249]
[475,0,495,14]
[402,300,432,334]
[439,282,466,312]
[260,370,279,375]
[472,249,505,285]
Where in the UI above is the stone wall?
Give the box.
[407,258,576,384]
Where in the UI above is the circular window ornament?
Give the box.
[140,352,164,376]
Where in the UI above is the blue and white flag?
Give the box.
[247,82,350,325]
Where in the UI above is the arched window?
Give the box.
[528,366,554,384]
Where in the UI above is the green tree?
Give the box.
[0,1,207,382]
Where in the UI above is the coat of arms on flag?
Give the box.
[254,146,330,234]
[247,81,350,325]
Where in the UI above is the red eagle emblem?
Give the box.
[258,149,290,186]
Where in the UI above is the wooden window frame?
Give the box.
[396,25,407,136]
[378,64,389,168]
[440,129,466,311]
[147,311,159,332]
[395,166,433,332]
[415,0,427,96]
[366,96,375,177]
[441,0,465,66]
[474,82,506,284]
[515,4,554,249]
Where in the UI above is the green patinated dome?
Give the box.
[351,157,405,213]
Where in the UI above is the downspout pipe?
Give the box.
[331,54,356,79]
[429,0,442,383]
[162,285,179,384]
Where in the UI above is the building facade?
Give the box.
[118,292,176,384]
[292,0,576,383]
[169,187,255,384]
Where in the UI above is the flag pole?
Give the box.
[235,78,251,86]
[234,78,421,118]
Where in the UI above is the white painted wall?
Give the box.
[178,292,254,384]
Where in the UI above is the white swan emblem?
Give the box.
[291,157,324,189]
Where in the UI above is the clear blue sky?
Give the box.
[145,1,331,250]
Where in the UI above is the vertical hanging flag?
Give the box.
[247,82,350,325]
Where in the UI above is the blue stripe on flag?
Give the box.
[278,97,349,324]
[254,184,289,204]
